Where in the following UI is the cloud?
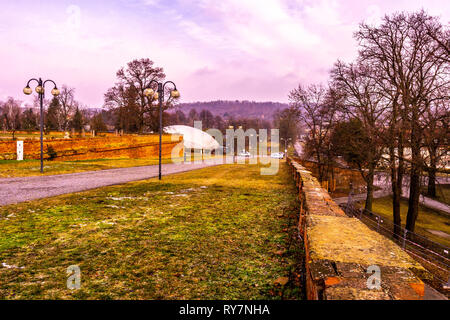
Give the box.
[365,4,383,25]
[0,0,449,105]
[302,0,342,26]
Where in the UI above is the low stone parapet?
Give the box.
[287,157,426,300]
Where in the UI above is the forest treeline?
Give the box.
[0,95,292,137]
[176,100,288,120]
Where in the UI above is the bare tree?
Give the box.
[289,84,338,182]
[427,22,450,63]
[188,109,198,126]
[58,85,76,131]
[199,109,215,128]
[273,106,301,144]
[1,97,22,139]
[105,84,138,132]
[356,11,449,233]
[104,58,178,133]
[331,61,387,211]
[421,91,450,197]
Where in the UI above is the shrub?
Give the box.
[46,145,57,160]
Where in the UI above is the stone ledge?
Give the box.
[288,157,426,300]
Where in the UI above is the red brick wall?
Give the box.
[0,135,183,160]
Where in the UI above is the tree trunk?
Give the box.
[394,143,404,238]
[397,139,404,196]
[392,182,402,236]
[406,118,422,234]
[427,151,437,198]
[406,169,421,233]
[364,162,375,212]
[316,153,324,182]
[427,168,437,198]
[390,144,402,239]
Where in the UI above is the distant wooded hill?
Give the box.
[173,100,289,120]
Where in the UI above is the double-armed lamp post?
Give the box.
[143,80,179,180]
[23,78,60,173]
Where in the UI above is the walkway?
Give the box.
[333,189,391,205]
[0,160,222,206]
[334,172,450,214]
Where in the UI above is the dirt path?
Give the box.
[0,160,223,206]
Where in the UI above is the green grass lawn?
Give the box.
[359,196,450,247]
[0,163,303,299]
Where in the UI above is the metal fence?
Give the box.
[341,202,450,290]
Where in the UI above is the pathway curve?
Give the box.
[0,160,223,206]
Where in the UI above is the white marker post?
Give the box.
[16,141,24,161]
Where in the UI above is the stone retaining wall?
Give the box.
[0,135,183,161]
[287,157,427,300]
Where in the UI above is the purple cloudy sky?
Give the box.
[0,0,448,107]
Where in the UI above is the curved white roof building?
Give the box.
[164,125,220,150]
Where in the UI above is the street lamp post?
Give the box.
[23,78,60,173]
[143,80,179,180]
[281,138,292,154]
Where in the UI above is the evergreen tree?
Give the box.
[71,107,84,133]
[46,97,61,131]
[22,108,38,130]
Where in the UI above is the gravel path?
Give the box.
[0,160,222,206]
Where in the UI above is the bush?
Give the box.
[46,145,57,160]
